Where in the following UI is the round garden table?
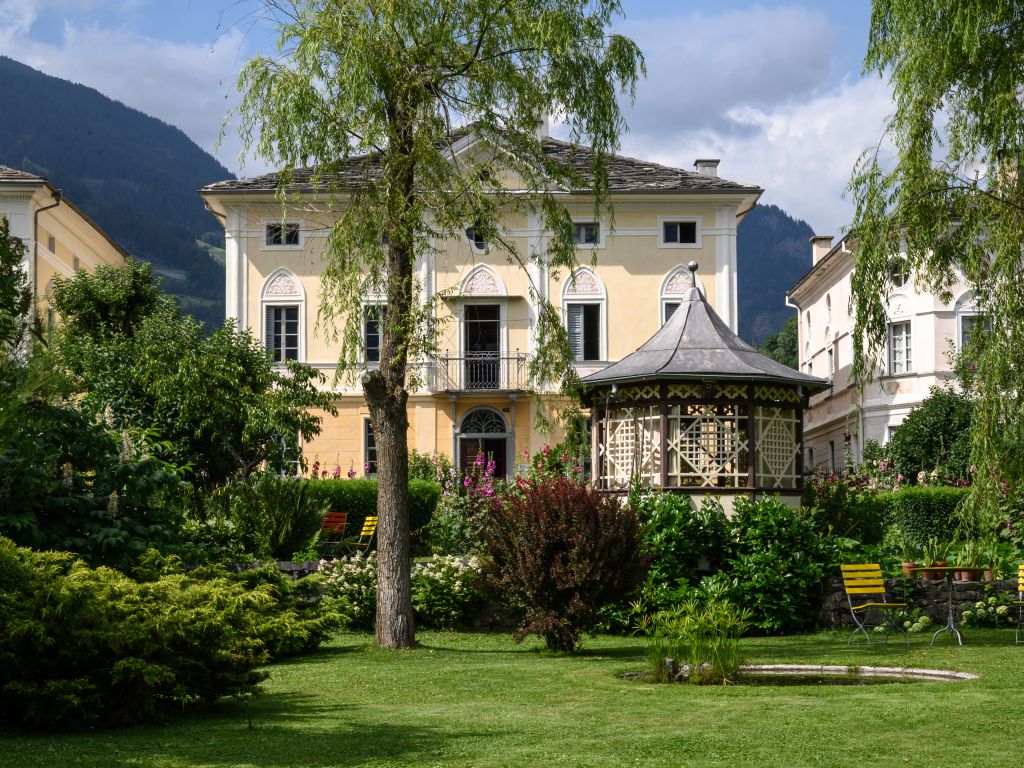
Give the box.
[911,566,973,646]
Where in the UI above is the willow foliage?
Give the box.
[848,0,1024,528]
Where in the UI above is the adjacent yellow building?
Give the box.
[0,166,127,319]
[200,130,762,477]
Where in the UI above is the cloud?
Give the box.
[619,5,836,138]
[617,76,895,234]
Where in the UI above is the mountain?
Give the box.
[0,56,231,328]
[737,203,814,346]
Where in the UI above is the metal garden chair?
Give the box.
[840,564,910,646]
[318,511,349,559]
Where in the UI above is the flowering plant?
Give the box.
[425,452,498,555]
[961,585,1017,628]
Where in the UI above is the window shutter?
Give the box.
[567,304,583,360]
[265,306,276,359]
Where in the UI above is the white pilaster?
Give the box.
[526,209,546,353]
[715,206,738,332]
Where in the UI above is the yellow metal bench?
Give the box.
[841,564,909,646]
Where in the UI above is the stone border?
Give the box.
[740,664,977,682]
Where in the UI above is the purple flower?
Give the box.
[364,462,371,472]
[347,468,357,479]
[463,476,472,487]
[475,453,484,466]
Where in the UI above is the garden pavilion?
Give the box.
[580,262,828,511]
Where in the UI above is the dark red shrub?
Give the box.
[484,476,645,653]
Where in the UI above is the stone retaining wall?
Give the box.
[818,576,1018,627]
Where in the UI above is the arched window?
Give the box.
[459,407,509,477]
[825,294,832,324]
[660,265,704,325]
[461,408,508,435]
[261,269,305,363]
[562,268,606,362]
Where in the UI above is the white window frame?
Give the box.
[261,218,304,251]
[565,301,604,362]
[571,217,605,249]
[661,301,681,325]
[957,311,989,351]
[363,417,378,476]
[260,269,306,363]
[561,268,607,363]
[264,304,301,363]
[361,301,387,367]
[657,216,702,249]
[887,320,913,375]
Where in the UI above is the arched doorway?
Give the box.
[459,407,508,478]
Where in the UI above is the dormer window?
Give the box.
[266,221,301,247]
[659,218,700,247]
[572,221,600,246]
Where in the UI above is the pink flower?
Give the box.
[321,470,328,479]
[522,450,529,458]
[536,460,543,469]
[475,453,484,466]
[332,465,342,478]
[896,473,904,482]
[560,453,569,463]
[347,468,356,479]
[542,445,551,457]
[573,465,583,473]
[364,462,371,472]
[463,476,472,487]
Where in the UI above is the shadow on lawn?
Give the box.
[127,692,476,768]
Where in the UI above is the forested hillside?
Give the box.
[0,56,231,327]
[736,203,814,346]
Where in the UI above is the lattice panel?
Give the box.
[753,385,801,404]
[665,403,748,488]
[713,383,748,400]
[755,406,799,488]
[620,384,660,401]
[599,405,661,489]
[667,383,702,399]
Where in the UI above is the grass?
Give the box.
[3,629,1023,767]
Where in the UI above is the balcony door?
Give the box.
[464,304,500,389]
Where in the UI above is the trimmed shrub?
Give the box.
[886,485,968,546]
[726,497,836,634]
[307,478,441,537]
[484,476,645,653]
[0,540,342,728]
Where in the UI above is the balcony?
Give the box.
[434,352,529,392]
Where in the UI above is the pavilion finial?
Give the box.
[687,260,698,273]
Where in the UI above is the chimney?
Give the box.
[811,235,834,265]
[535,115,549,140]
[694,159,720,178]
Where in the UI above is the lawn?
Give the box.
[3,629,1022,767]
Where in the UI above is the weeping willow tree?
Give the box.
[849,0,1024,532]
[233,0,643,647]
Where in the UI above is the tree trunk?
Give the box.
[364,372,415,648]
[364,117,418,649]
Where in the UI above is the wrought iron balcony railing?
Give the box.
[434,352,528,392]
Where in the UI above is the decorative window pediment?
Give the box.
[461,265,505,296]
[263,270,302,299]
[563,268,604,298]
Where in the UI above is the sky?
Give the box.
[0,0,892,235]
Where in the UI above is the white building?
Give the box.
[786,234,980,469]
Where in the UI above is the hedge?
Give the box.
[886,485,968,546]
[306,479,441,535]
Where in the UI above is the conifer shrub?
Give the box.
[484,476,645,653]
[0,539,342,728]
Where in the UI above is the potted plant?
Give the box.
[921,537,950,581]
[954,539,983,581]
[895,529,920,578]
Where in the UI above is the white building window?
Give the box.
[261,269,305,363]
[364,304,386,363]
[660,266,699,326]
[265,305,299,362]
[562,268,606,362]
[659,217,700,247]
[958,313,990,351]
[265,221,301,248]
[572,221,601,246]
[465,222,487,252]
[663,302,680,324]
[364,418,378,475]
[567,303,601,361]
[888,321,912,374]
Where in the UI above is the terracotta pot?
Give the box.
[954,569,971,581]
[901,562,920,578]
[983,569,994,582]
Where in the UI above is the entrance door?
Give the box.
[464,304,500,389]
[460,437,507,478]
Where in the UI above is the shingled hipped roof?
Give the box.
[581,270,828,391]
[201,136,761,196]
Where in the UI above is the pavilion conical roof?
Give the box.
[581,270,828,392]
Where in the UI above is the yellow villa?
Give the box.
[199,128,762,478]
[0,166,127,317]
